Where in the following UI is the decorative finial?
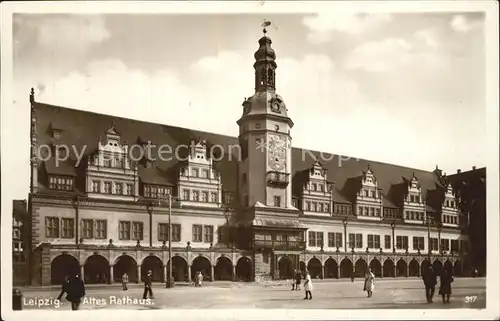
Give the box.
[261,19,271,35]
[30,88,35,103]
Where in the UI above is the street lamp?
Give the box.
[390,222,396,253]
[155,194,181,288]
[342,217,348,252]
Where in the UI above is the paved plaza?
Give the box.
[19,277,485,310]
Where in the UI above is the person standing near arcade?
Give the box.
[143,270,154,299]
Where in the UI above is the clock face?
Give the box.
[271,101,281,113]
[267,134,286,172]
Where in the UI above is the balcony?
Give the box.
[254,239,306,251]
[266,171,290,188]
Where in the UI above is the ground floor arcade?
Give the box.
[32,243,253,286]
[271,251,467,280]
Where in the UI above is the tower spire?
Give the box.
[254,20,277,92]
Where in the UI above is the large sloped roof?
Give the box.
[34,102,443,210]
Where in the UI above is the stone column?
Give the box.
[80,265,85,280]
[163,265,168,283]
[188,265,192,282]
[320,265,324,279]
[137,265,141,284]
[232,265,236,281]
[393,265,396,278]
[337,266,341,279]
[109,265,114,284]
[406,264,409,277]
[381,265,384,278]
[417,265,421,277]
[210,265,215,282]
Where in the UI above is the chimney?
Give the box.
[457,169,461,174]
[433,165,443,178]
[472,166,476,170]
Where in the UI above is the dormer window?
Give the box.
[49,175,74,191]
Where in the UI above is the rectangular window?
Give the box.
[317,232,324,248]
[370,207,375,216]
[349,233,355,249]
[218,225,227,244]
[115,183,123,195]
[132,222,144,240]
[364,207,369,216]
[183,189,190,201]
[325,204,330,213]
[413,236,425,250]
[201,191,209,202]
[223,193,233,205]
[82,219,93,239]
[374,235,380,249]
[451,240,459,252]
[172,224,181,242]
[368,235,374,248]
[368,234,380,249]
[158,223,168,241]
[203,225,213,243]
[364,190,369,197]
[104,181,112,194]
[191,168,199,177]
[193,224,203,242]
[308,231,316,247]
[92,180,100,193]
[318,203,323,212]
[61,218,74,239]
[274,196,281,207]
[210,192,217,203]
[384,235,391,249]
[328,233,335,247]
[376,208,381,217]
[292,198,298,208]
[335,233,343,248]
[126,184,133,196]
[119,221,131,240]
[396,236,409,250]
[319,184,324,192]
[440,239,450,251]
[305,201,311,211]
[430,238,438,251]
[355,233,363,248]
[49,176,73,190]
[96,220,107,239]
[203,170,210,179]
[193,190,200,201]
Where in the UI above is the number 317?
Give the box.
[465,296,477,303]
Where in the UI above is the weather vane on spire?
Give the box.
[261,19,271,35]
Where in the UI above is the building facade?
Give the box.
[26,31,476,286]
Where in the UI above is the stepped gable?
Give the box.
[34,102,442,210]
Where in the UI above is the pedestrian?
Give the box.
[65,274,86,310]
[196,271,203,287]
[303,271,313,300]
[295,269,302,291]
[422,265,437,303]
[57,275,70,301]
[142,270,154,299]
[363,267,375,298]
[439,268,454,304]
[291,269,296,290]
[122,272,129,291]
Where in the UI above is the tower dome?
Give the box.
[254,35,276,62]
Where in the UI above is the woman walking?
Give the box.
[439,268,454,303]
[303,271,313,300]
[363,267,375,298]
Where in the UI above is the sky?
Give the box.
[6,9,487,199]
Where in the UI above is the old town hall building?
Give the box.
[25,31,474,286]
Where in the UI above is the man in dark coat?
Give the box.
[439,268,454,303]
[57,276,70,301]
[65,274,86,310]
[143,270,154,299]
[422,266,437,303]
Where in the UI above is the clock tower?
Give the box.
[236,28,295,210]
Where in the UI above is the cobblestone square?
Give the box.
[19,277,485,310]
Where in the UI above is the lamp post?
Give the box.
[390,222,396,253]
[342,217,348,252]
[424,215,431,261]
[155,194,181,288]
